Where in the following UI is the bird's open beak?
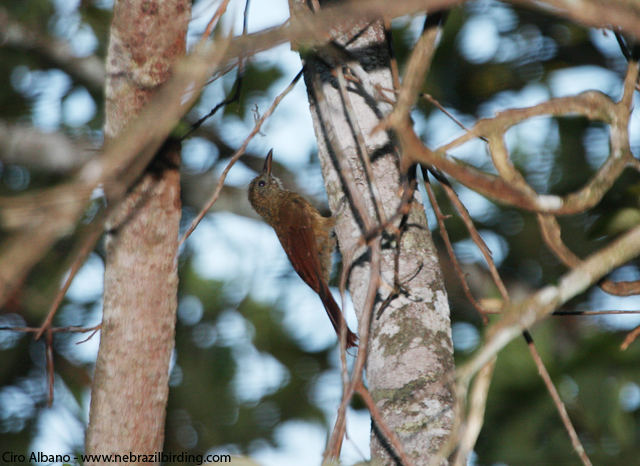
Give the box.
[263,149,273,176]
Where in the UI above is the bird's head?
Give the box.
[248,149,285,219]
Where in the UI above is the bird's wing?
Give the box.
[277,197,357,347]
[277,197,325,294]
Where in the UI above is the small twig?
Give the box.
[242,0,251,35]
[356,380,416,466]
[326,238,381,460]
[423,175,493,323]
[523,331,593,466]
[76,324,102,344]
[46,327,54,407]
[452,358,495,466]
[355,177,416,320]
[35,212,107,340]
[336,66,386,224]
[553,309,640,315]
[419,93,488,144]
[360,177,415,246]
[538,213,640,296]
[385,19,401,91]
[338,236,353,391]
[619,58,639,110]
[190,0,251,138]
[200,0,232,43]
[385,176,414,314]
[376,262,423,319]
[183,70,244,139]
[385,13,443,158]
[621,323,640,350]
[614,30,632,61]
[486,132,537,196]
[188,9,250,135]
[251,104,266,136]
[458,224,640,386]
[179,69,303,246]
[311,70,375,233]
[435,169,510,304]
[0,324,102,334]
[26,323,101,406]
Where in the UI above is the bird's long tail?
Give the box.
[318,284,358,348]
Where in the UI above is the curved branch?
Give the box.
[538,214,640,296]
[458,223,640,385]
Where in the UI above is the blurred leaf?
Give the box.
[223,63,284,120]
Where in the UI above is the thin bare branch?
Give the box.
[0,324,102,334]
[326,237,381,460]
[0,38,230,308]
[45,328,54,407]
[200,0,232,42]
[35,211,108,340]
[398,90,630,215]
[458,223,640,385]
[524,331,593,466]
[452,358,495,466]
[512,0,640,42]
[438,175,510,303]
[424,176,493,323]
[386,14,443,173]
[311,69,376,233]
[538,214,640,296]
[553,310,640,316]
[621,324,640,350]
[356,380,417,466]
[420,93,488,143]
[178,70,303,246]
[336,66,386,224]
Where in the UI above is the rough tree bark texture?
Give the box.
[85,0,190,462]
[290,2,455,464]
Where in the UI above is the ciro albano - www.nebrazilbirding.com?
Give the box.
[3,451,232,464]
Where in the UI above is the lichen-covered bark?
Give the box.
[85,0,189,462]
[290,2,455,464]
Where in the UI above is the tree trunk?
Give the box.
[85,0,189,462]
[289,2,456,464]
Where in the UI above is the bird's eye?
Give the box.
[258,180,266,187]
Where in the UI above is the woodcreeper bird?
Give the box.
[248,150,358,348]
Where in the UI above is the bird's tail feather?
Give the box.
[318,284,358,348]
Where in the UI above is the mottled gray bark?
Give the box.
[290,2,455,464]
